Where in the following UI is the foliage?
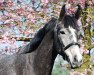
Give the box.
[52,55,70,75]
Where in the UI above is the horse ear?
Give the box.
[75,4,82,20]
[59,4,66,21]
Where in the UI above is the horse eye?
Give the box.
[60,31,65,34]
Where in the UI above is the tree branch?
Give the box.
[0,36,32,42]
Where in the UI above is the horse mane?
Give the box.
[0,21,58,75]
[18,17,57,54]
[63,15,79,30]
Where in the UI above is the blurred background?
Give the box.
[0,0,94,75]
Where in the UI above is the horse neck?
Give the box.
[18,17,57,54]
[33,47,57,75]
[32,30,57,75]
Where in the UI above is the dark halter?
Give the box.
[63,42,80,51]
[57,34,80,52]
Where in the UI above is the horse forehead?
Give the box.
[68,26,77,42]
[68,26,76,34]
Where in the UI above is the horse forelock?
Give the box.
[62,15,78,30]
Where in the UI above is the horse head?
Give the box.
[54,4,83,68]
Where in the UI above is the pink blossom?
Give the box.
[67,0,76,4]
[77,17,82,26]
[0,0,4,3]
[26,6,35,13]
[4,19,14,24]
[16,8,24,15]
[65,3,76,15]
[92,0,94,3]
[86,18,91,22]
[27,14,34,19]
[31,19,36,24]
[10,38,16,45]
[83,50,89,54]
[70,71,80,75]
[7,1,14,7]
[79,0,85,5]
[41,0,49,4]
[67,0,85,8]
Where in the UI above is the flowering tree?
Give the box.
[0,0,94,75]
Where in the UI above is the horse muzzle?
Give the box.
[71,59,83,69]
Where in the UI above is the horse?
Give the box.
[0,4,83,75]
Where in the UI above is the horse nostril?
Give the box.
[74,56,78,62]
[80,60,83,64]
[72,56,83,68]
[74,57,83,64]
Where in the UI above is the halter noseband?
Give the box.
[63,42,80,51]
